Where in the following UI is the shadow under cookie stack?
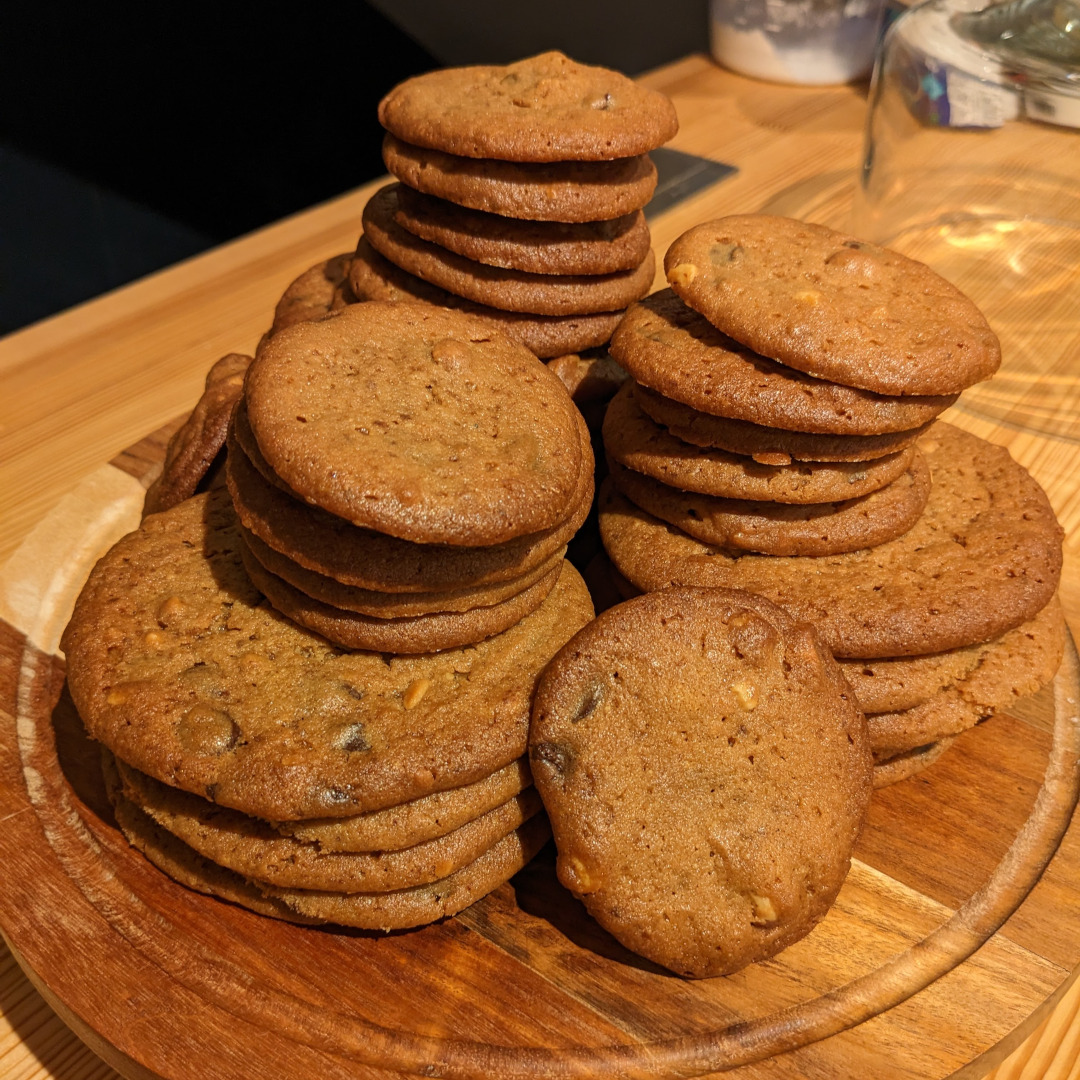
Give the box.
[62,302,597,929]
[600,215,1066,786]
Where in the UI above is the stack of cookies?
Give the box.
[600,215,1065,785]
[63,302,597,929]
[345,51,677,362]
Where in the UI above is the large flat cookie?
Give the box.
[110,787,551,930]
[383,134,658,222]
[393,184,651,275]
[636,384,934,465]
[245,302,585,545]
[240,540,563,654]
[261,815,552,929]
[665,216,1000,396]
[530,586,871,978]
[113,755,543,893]
[378,51,678,162]
[348,236,623,358]
[606,451,930,557]
[363,185,655,316]
[599,423,1063,658]
[62,489,595,820]
[226,421,594,593]
[279,758,532,852]
[609,290,957,434]
[604,382,917,503]
[839,595,1065,714]
[239,524,564,618]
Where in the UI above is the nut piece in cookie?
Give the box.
[530,586,871,978]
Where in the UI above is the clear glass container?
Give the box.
[709,0,888,84]
[851,0,1080,438]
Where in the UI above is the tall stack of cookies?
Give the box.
[347,51,677,363]
[63,302,597,929]
[600,215,1065,785]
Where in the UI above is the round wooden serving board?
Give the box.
[1,423,1079,1080]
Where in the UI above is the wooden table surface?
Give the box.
[1,54,1078,1080]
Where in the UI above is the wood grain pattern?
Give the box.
[1,491,1078,1078]
[1,53,1079,1080]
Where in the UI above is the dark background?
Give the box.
[0,2,708,334]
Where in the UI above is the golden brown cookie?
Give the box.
[665,216,1000,396]
[113,755,543,893]
[378,51,678,162]
[866,693,981,761]
[530,586,871,978]
[348,235,624,358]
[606,450,930,557]
[278,758,532,852]
[239,523,564,618]
[268,253,355,336]
[363,185,655,316]
[872,739,954,789]
[604,382,917,503]
[240,539,564,654]
[245,302,585,546]
[598,423,1063,658]
[142,353,251,517]
[383,133,659,222]
[393,184,651,275]
[838,595,1065,714]
[109,783,551,930]
[260,814,552,930]
[226,432,593,593]
[635,384,933,465]
[609,290,957,434]
[62,489,596,820]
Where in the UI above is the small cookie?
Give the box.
[349,236,623,358]
[226,432,593,593]
[839,595,1065,714]
[378,51,678,162]
[635,384,933,465]
[268,253,355,336]
[609,290,957,434]
[604,382,917,503]
[394,184,652,275]
[239,524,564,618]
[530,587,871,978]
[279,758,532,852]
[607,451,931,557]
[383,133,658,222]
[363,185,655,316]
[62,489,596,820]
[598,424,1064,658]
[245,302,585,546]
[241,539,564,654]
[114,755,543,893]
[665,216,1000,396]
[142,353,251,517]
